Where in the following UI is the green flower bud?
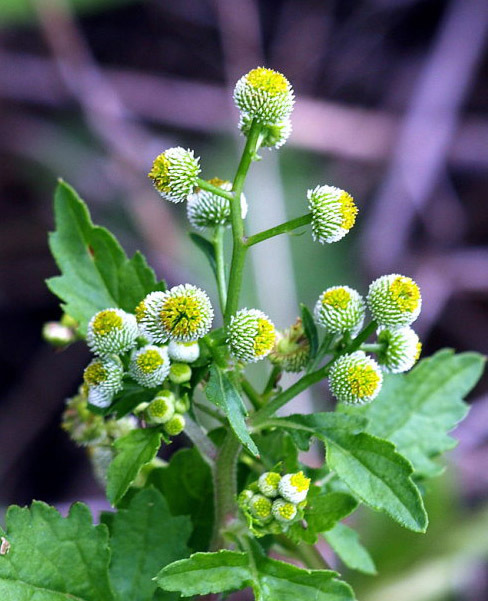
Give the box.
[169,362,192,384]
[238,489,254,507]
[148,147,200,203]
[87,308,138,356]
[377,326,422,373]
[83,355,124,408]
[258,472,281,498]
[168,340,200,363]
[164,413,186,436]
[187,179,247,230]
[147,392,175,424]
[314,286,365,335]
[268,318,310,373]
[308,185,358,244]
[367,274,422,327]
[42,321,76,347]
[174,394,190,414]
[329,351,383,405]
[234,67,294,124]
[129,345,170,388]
[239,114,292,149]
[227,308,276,363]
[249,494,273,520]
[60,313,78,330]
[278,471,310,504]
[272,498,297,523]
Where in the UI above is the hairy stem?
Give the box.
[245,213,312,247]
[241,377,263,410]
[213,226,227,314]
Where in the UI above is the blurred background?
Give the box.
[1,0,488,599]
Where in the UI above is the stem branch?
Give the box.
[246,214,312,247]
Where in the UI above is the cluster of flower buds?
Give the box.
[239,470,311,535]
[143,389,189,437]
[80,283,208,410]
[313,274,422,405]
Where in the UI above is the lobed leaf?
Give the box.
[47,180,165,335]
[0,502,114,601]
[106,428,162,506]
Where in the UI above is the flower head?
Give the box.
[329,351,383,405]
[135,292,168,344]
[272,498,297,523]
[129,345,170,388]
[249,494,273,521]
[159,284,213,342]
[278,471,310,504]
[87,308,138,356]
[168,340,200,363]
[146,391,175,424]
[258,472,281,498]
[227,308,276,363]
[308,185,358,244]
[367,274,421,327]
[376,326,422,373]
[164,413,186,436]
[239,114,292,149]
[187,179,247,230]
[234,67,294,124]
[83,355,124,408]
[268,318,310,372]
[148,147,200,203]
[314,286,365,335]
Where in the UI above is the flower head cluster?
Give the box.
[87,308,138,356]
[187,179,248,230]
[234,67,294,125]
[314,286,365,335]
[240,471,311,534]
[129,345,171,388]
[136,285,213,343]
[367,274,421,328]
[329,351,383,405]
[308,185,358,244]
[145,389,187,436]
[148,147,201,203]
[227,308,276,363]
[376,326,421,373]
[268,318,310,372]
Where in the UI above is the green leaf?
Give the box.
[300,303,319,360]
[306,492,359,534]
[109,488,191,601]
[147,448,214,552]
[324,523,376,575]
[252,430,299,473]
[47,181,165,335]
[111,381,157,419]
[205,365,259,457]
[107,428,162,506]
[0,501,115,601]
[271,413,427,532]
[351,350,486,478]
[156,547,356,601]
[189,233,218,279]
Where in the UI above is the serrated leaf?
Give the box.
[271,413,427,532]
[351,350,485,478]
[147,447,214,551]
[189,232,218,279]
[324,523,376,575]
[205,365,259,457]
[107,428,162,506]
[300,303,318,360]
[47,181,165,335]
[156,547,356,601]
[109,488,191,601]
[0,501,115,601]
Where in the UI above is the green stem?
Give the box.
[263,365,281,396]
[275,535,330,569]
[361,343,383,353]
[241,378,262,410]
[224,119,262,324]
[193,401,226,424]
[210,431,242,550]
[213,226,227,314]
[245,214,312,247]
[196,178,234,201]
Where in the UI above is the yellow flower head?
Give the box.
[367,274,422,327]
[329,351,383,405]
[227,308,276,363]
[308,185,358,244]
[148,147,201,203]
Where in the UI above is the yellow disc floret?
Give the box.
[136,349,164,374]
[339,191,358,230]
[148,153,171,195]
[289,471,311,493]
[253,318,276,357]
[347,364,381,398]
[135,300,147,322]
[329,351,383,405]
[84,361,107,386]
[246,67,289,95]
[159,285,213,342]
[275,501,297,521]
[322,288,351,310]
[92,310,123,336]
[389,276,421,312]
[249,494,273,520]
